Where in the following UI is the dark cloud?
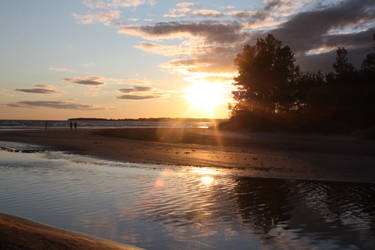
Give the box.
[255,0,375,71]
[117,94,160,100]
[16,88,57,94]
[7,103,22,108]
[233,0,293,22]
[122,0,374,75]
[7,101,99,110]
[117,85,166,100]
[264,0,283,11]
[118,86,152,93]
[319,27,375,49]
[229,11,252,19]
[297,46,374,72]
[119,21,246,44]
[64,76,105,86]
[270,0,375,53]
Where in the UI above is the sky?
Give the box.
[0,0,374,120]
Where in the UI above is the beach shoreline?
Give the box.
[1,128,375,183]
[0,213,140,250]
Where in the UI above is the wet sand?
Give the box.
[1,128,375,183]
[0,213,140,250]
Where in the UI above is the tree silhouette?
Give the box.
[332,47,354,77]
[361,34,375,73]
[362,53,375,73]
[224,33,375,133]
[233,34,299,115]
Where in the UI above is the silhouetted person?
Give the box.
[44,121,47,130]
[74,122,77,129]
[69,121,73,130]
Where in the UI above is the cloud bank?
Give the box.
[64,76,105,86]
[8,101,100,110]
[16,85,58,94]
[78,0,375,76]
[117,85,166,100]
[117,94,159,100]
[118,86,152,93]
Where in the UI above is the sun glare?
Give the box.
[184,81,227,112]
[201,176,214,185]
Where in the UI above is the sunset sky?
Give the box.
[1,0,374,120]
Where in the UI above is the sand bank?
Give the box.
[1,128,375,183]
[0,213,140,250]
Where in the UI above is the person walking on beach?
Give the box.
[69,121,73,130]
[74,122,77,129]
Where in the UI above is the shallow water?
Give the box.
[1,141,375,249]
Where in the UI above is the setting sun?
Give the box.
[184,82,228,112]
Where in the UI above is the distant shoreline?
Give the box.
[1,128,375,183]
[0,117,226,122]
[0,213,140,250]
[67,117,226,122]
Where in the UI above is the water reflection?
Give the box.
[235,178,293,234]
[1,143,375,249]
[234,178,375,248]
[201,176,214,185]
[135,171,375,249]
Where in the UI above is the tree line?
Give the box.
[222,34,375,134]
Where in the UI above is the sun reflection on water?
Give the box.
[154,178,165,187]
[201,176,214,185]
[190,168,219,176]
[190,168,217,185]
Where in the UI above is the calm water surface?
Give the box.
[1,141,375,249]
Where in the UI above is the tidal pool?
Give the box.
[0,141,375,249]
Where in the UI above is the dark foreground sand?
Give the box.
[0,213,140,250]
[1,128,375,183]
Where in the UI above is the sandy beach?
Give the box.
[1,128,375,183]
[0,213,140,250]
